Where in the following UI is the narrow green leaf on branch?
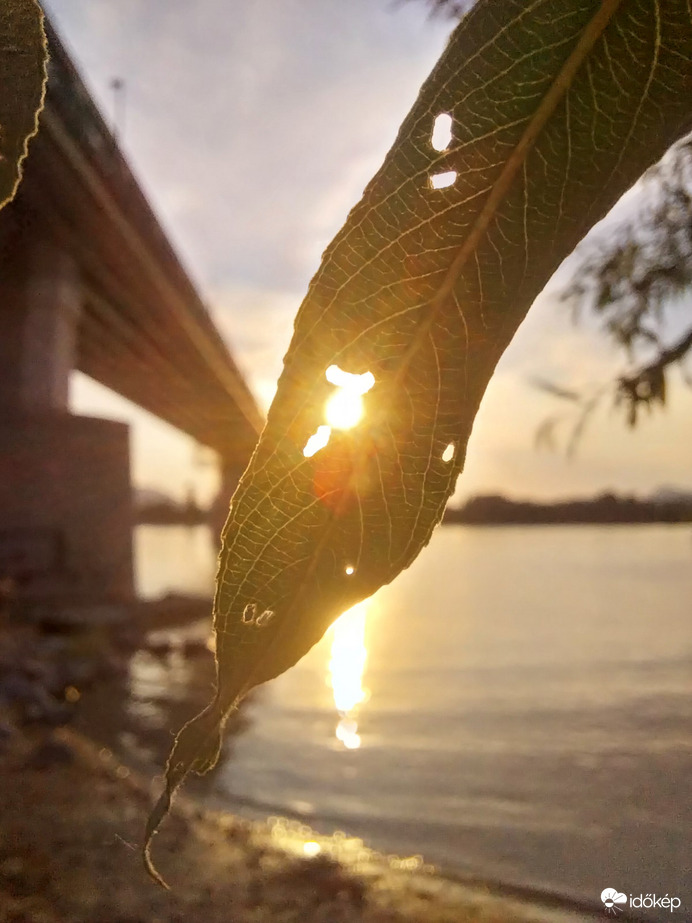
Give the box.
[145,0,692,885]
[0,0,47,210]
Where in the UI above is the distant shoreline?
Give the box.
[133,490,692,528]
[443,491,692,526]
[135,507,209,526]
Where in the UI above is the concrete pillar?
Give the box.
[0,231,135,603]
[0,237,80,416]
[0,415,134,601]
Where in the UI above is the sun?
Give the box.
[302,364,375,457]
[324,364,375,431]
[325,388,364,429]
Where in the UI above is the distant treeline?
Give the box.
[135,500,209,526]
[135,490,692,527]
[444,492,692,525]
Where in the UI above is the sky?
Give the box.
[44,0,692,505]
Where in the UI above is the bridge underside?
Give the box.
[0,24,263,602]
[2,22,263,466]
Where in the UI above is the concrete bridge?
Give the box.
[0,23,263,603]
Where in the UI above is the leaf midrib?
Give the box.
[394,0,627,385]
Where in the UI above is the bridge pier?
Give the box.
[0,239,79,414]
[0,233,134,603]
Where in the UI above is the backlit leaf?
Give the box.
[145,0,692,883]
[0,0,47,210]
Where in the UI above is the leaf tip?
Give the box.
[142,786,172,890]
[143,843,171,891]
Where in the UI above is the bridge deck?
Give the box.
[2,20,264,465]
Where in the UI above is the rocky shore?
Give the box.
[0,602,602,923]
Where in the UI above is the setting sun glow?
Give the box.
[303,365,375,457]
[328,601,369,750]
[325,389,364,430]
[324,365,375,431]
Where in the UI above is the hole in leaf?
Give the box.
[344,565,355,576]
[324,365,376,431]
[242,602,257,623]
[430,171,457,190]
[303,366,376,458]
[442,442,455,463]
[325,365,376,393]
[256,609,275,627]
[303,424,332,458]
[431,112,453,151]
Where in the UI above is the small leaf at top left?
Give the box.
[0,0,48,210]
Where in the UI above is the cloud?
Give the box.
[208,285,299,409]
[44,0,451,294]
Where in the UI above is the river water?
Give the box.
[133,523,692,919]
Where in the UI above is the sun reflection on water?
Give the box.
[328,600,369,749]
